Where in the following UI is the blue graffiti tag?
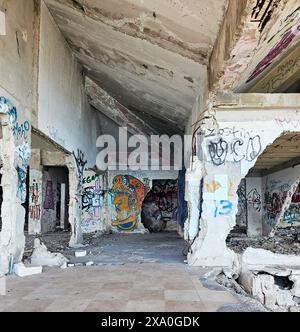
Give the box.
[214,200,233,217]
[0,96,30,140]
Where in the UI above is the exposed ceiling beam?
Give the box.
[85,77,159,137]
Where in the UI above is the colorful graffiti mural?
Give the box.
[283,189,300,225]
[81,172,104,233]
[111,175,145,231]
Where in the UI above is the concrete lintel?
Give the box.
[85,77,159,137]
[214,93,300,110]
[41,151,67,166]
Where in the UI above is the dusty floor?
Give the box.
[25,231,190,265]
[6,231,266,312]
[1,263,267,312]
[227,226,300,255]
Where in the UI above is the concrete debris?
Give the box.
[30,239,69,268]
[227,226,300,255]
[75,250,87,257]
[14,263,42,277]
[241,247,300,271]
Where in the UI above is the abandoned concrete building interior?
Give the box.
[1,0,300,313]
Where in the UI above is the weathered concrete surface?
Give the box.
[43,0,212,134]
[45,0,227,64]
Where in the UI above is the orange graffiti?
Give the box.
[205,180,221,193]
[111,175,145,231]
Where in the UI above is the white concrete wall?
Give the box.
[38,1,100,166]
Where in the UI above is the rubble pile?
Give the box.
[227,226,300,255]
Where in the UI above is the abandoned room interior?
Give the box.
[1,0,300,313]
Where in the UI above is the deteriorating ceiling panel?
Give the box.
[249,133,300,176]
[44,0,227,134]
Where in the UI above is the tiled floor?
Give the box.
[0,263,241,312]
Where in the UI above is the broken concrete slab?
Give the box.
[30,239,69,268]
[241,248,300,271]
[75,250,87,258]
[14,263,43,277]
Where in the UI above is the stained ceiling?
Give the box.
[249,133,300,176]
[44,0,227,134]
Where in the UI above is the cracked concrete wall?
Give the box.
[0,0,37,273]
[186,96,300,269]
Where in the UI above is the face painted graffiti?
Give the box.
[206,127,262,166]
[111,175,145,231]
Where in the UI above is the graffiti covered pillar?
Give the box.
[0,95,31,274]
[81,171,106,233]
[67,150,87,246]
[28,149,42,234]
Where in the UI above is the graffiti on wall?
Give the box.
[15,142,30,202]
[73,149,87,191]
[29,179,41,221]
[263,179,292,226]
[282,187,300,225]
[0,97,31,202]
[205,127,262,166]
[247,19,300,83]
[44,180,55,210]
[236,179,247,226]
[143,180,178,221]
[111,175,145,231]
[0,96,30,140]
[203,175,235,218]
[247,188,262,212]
[81,172,104,232]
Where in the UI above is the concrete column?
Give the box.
[28,149,42,235]
[246,177,263,237]
[60,183,66,229]
[0,122,25,274]
[188,161,240,272]
[67,156,83,247]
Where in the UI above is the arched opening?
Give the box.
[227,132,300,255]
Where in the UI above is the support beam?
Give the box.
[85,77,159,137]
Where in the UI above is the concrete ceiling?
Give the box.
[44,0,227,134]
[249,133,300,176]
